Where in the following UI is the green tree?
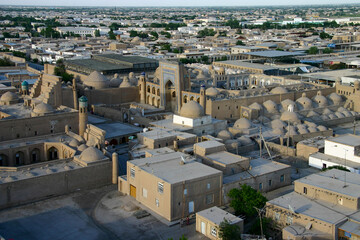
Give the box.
[94,29,100,37]
[150,31,158,39]
[307,46,319,55]
[322,165,350,172]
[249,217,272,236]
[228,184,267,217]
[0,57,15,66]
[54,59,73,83]
[218,219,241,240]
[201,55,209,64]
[320,32,332,39]
[236,40,245,46]
[323,47,333,54]
[108,30,116,40]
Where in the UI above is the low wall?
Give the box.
[0,161,112,209]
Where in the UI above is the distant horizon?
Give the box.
[0,1,359,7]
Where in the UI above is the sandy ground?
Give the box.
[0,185,205,240]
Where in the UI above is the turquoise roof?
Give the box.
[79,96,88,102]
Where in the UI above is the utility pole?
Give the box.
[254,206,264,239]
[353,120,356,135]
[259,125,262,158]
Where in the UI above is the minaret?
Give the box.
[139,72,146,104]
[200,85,206,112]
[112,152,119,184]
[21,80,29,95]
[78,96,88,137]
[72,78,78,110]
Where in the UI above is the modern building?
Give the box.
[309,134,360,173]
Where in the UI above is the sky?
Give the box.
[0,0,357,7]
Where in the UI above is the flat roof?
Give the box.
[206,151,248,165]
[339,221,360,236]
[96,122,142,139]
[223,158,290,184]
[326,134,360,147]
[197,206,242,225]
[130,152,222,184]
[242,50,305,58]
[296,169,360,198]
[215,60,278,71]
[194,140,225,149]
[96,54,158,64]
[65,59,130,71]
[268,192,348,225]
[310,152,360,169]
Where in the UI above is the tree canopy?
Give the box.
[218,219,242,240]
[228,184,267,217]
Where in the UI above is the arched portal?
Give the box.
[48,147,58,160]
[31,148,40,163]
[165,81,175,111]
[15,151,24,166]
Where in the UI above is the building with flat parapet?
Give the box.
[309,134,360,173]
[266,169,360,240]
[118,152,223,222]
[196,206,244,239]
[64,54,159,76]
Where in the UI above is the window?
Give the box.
[280,175,285,182]
[211,227,217,237]
[338,198,343,205]
[34,131,37,136]
[207,183,211,189]
[206,194,214,205]
[158,182,164,194]
[275,212,280,221]
[184,189,187,195]
[303,187,307,194]
[142,188,148,198]
[259,183,263,190]
[155,198,159,207]
[268,180,272,186]
[130,168,135,178]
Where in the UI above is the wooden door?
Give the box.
[130,185,136,198]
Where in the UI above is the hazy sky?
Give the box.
[0,0,357,7]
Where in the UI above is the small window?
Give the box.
[184,189,187,195]
[303,187,307,194]
[155,198,159,207]
[207,183,211,189]
[268,180,272,186]
[259,183,263,190]
[338,198,343,205]
[287,216,293,225]
[211,227,217,237]
[143,188,148,198]
[201,121,203,125]
[218,106,220,110]
[206,194,214,205]
[34,131,38,136]
[130,168,135,178]
[275,212,280,221]
[158,182,164,194]
[280,175,285,182]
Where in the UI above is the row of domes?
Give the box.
[83,71,137,89]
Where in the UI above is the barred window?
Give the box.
[158,182,164,194]
[206,194,214,205]
[130,168,135,178]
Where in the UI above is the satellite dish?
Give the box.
[143,128,148,132]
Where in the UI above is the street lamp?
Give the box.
[334,145,348,188]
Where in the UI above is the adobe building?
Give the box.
[118,152,223,222]
[196,206,244,240]
[266,169,360,240]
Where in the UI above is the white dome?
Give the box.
[271,119,286,129]
[263,100,278,113]
[280,111,300,123]
[79,147,105,162]
[119,76,133,88]
[69,139,80,147]
[271,86,288,94]
[33,102,54,114]
[296,93,313,110]
[1,91,18,102]
[180,101,205,118]
[313,91,328,107]
[249,102,263,111]
[110,74,122,87]
[217,130,233,141]
[234,118,252,129]
[84,71,109,89]
[206,87,219,97]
